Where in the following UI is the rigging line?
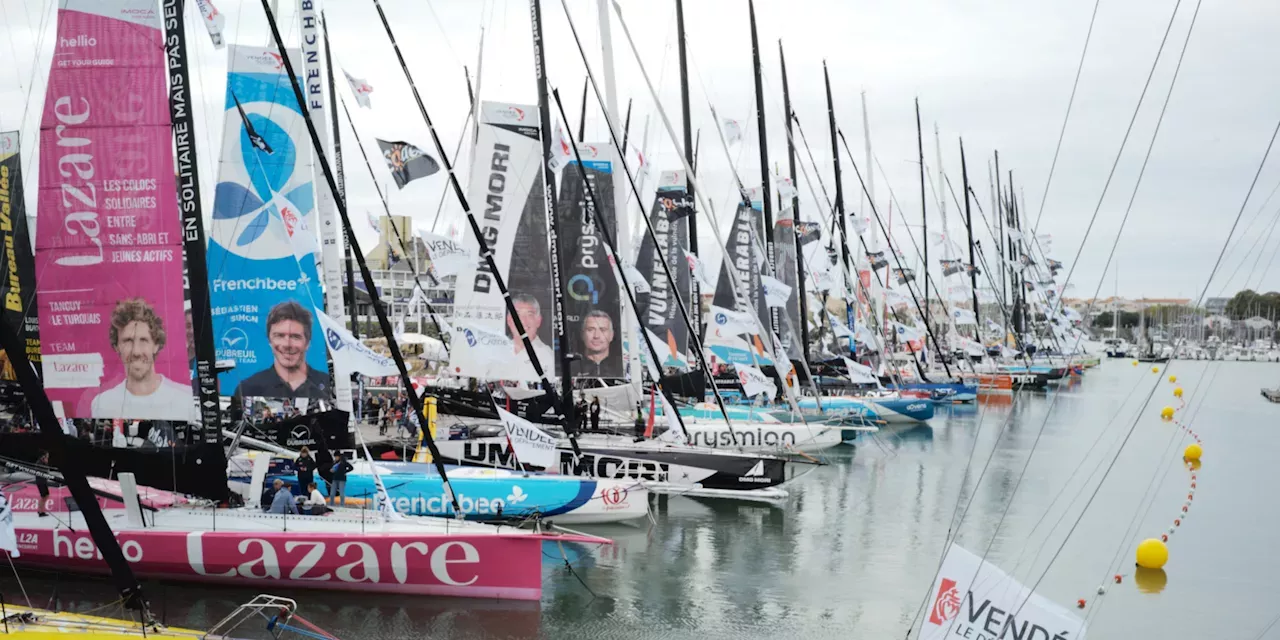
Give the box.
[420,0,466,71]
[17,0,54,180]
[1244,204,1280,291]
[1015,103,1280,631]
[1215,201,1280,293]
[1028,0,1103,235]
[0,1,23,131]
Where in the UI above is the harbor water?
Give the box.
[4,360,1278,638]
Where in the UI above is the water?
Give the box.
[5,361,1280,638]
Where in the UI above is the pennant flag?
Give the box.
[761,274,792,308]
[1045,258,1063,271]
[685,250,717,289]
[281,203,320,260]
[797,221,822,236]
[771,332,795,379]
[344,70,374,108]
[1005,258,1027,273]
[884,289,911,308]
[657,393,687,444]
[1024,281,1039,292]
[976,288,997,303]
[620,263,650,294]
[841,357,878,384]
[194,0,226,49]
[893,267,916,284]
[377,139,441,189]
[317,308,400,377]
[891,322,925,341]
[451,320,515,369]
[951,308,977,326]
[497,407,558,469]
[940,259,964,276]
[0,492,18,557]
[419,230,476,278]
[707,305,758,336]
[829,313,854,338]
[547,120,573,172]
[867,251,889,271]
[722,118,743,144]
[928,231,947,246]
[964,262,981,276]
[736,364,776,398]
[946,285,972,302]
[776,176,798,201]
[1019,254,1036,268]
[954,336,987,357]
[853,323,879,349]
[367,211,380,233]
[1006,229,1024,242]
[985,318,1003,333]
[1000,344,1021,359]
[850,214,869,235]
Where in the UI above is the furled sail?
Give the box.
[706,196,771,366]
[773,206,821,361]
[0,131,39,381]
[36,1,192,420]
[634,170,691,370]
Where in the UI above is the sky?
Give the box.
[3,0,1280,302]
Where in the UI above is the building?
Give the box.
[343,215,454,335]
[1205,297,1230,315]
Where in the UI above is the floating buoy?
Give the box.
[1160,406,1175,420]
[1174,518,1181,527]
[1077,598,1086,609]
[1133,360,1139,366]
[1114,574,1123,584]
[1168,375,1177,383]
[1161,534,1168,542]
[1136,538,1169,569]
[1096,585,1106,595]
[1174,387,1183,398]
[1152,366,1160,373]
[1184,443,1203,461]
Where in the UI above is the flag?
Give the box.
[841,357,878,384]
[619,263,650,294]
[419,230,475,278]
[451,320,514,368]
[736,364,776,398]
[867,251,889,271]
[1000,344,1021,359]
[776,176,798,201]
[343,70,373,108]
[722,118,743,144]
[964,263,981,276]
[761,274,792,308]
[1024,281,1038,292]
[497,408,558,469]
[940,259,963,276]
[976,288,996,303]
[1019,254,1036,268]
[656,393,687,444]
[893,268,916,284]
[376,139,441,189]
[891,322,924,341]
[853,323,879,349]
[1046,258,1063,271]
[547,121,573,172]
[645,328,689,377]
[281,203,319,260]
[946,285,972,302]
[317,308,400,377]
[954,336,986,357]
[194,0,225,49]
[685,250,717,289]
[951,308,977,326]
[707,305,757,336]
[829,314,854,338]
[367,211,380,234]
[850,214,869,235]
[1006,229,1024,242]
[884,289,911,308]
[985,318,1003,334]
[928,231,947,246]
[772,332,795,379]
[0,492,18,557]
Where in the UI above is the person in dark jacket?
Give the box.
[295,446,316,493]
[328,453,354,506]
[589,397,601,431]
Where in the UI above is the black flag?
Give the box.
[867,251,889,271]
[893,268,916,284]
[377,139,440,189]
[940,259,963,276]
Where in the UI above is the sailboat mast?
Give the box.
[165,0,222,445]
[324,14,357,347]
[915,99,929,339]
[960,139,981,333]
[748,0,778,337]
[822,61,844,359]
[994,151,1005,314]
[676,0,700,348]
[781,42,809,363]
[530,0,577,432]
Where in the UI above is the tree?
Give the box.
[1092,310,1140,330]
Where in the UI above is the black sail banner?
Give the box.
[707,198,769,365]
[774,208,821,361]
[635,170,692,368]
[0,132,39,380]
[557,143,623,378]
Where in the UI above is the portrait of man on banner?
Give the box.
[90,298,193,420]
[234,301,330,401]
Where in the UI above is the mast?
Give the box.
[165,0,222,450]
[323,13,357,346]
[748,0,778,337]
[994,151,1005,316]
[530,0,577,434]
[822,61,844,361]
[915,99,929,343]
[276,0,463,514]
[960,139,981,335]
[780,42,809,367]
[675,0,701,368]
[861,90,883,333]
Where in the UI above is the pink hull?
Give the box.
[11,527,546,601]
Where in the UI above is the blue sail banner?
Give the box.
[208,45,329,400]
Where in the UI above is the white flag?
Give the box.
[317,309,400,377]
[344,70,374,108]
[775,176,798,200]
[951,308,977,326]
[850,214,869,235]
[854,323,879,350]
[450,320,515,368]
[841,357,878,384]
[772,332,795,379]
[547,121,573,172]
[1006,229,1024,242]
[829,314,854,338]
[736,364,776,398]
[884,289,911,308]
[1000,344,1022,359]
[621,264,651,294]
[722,118,743,144]
[684,250,717,290]
[419,230,475,278]
[946,285,972,302]
[892,322,925,341]
[918,544,1086,640]
[657,393,687,444]
[707,305,757,336]
[976,288,997,304]
[497,407,558,469]
[193,0,226,49]
[928,231,947,246]
[761,274,792,308]
[0,493,18,557]
[368,211,380,234]
[954,336,987,356]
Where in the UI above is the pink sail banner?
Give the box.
[36,0,192,420]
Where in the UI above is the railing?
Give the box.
[203,594,298,639]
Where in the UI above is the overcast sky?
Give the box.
[3,0,1280,301]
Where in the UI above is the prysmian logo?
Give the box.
[567,275,599,303]
[928,578,961,625]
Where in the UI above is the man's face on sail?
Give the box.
[507,301,542,345]
[269,319,309,371]
[583,315,613,358]
[118,321,159,382]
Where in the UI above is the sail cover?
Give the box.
[707,197,771,366]
[0,131,39,381]
[773,207,821,361]
[557,142,623,379]
[448,102,555,382]
[35,1,192,420]
[634,170,691,369]
[208,45,329,400]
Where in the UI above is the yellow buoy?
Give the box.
[1173,387,1183,398]
[1160,406,1175,420]
[1151,366,1160,373]
[1168,375,1177,383]
[1136,538,1169,569]
[1184,443,1202,461]
[1132,360,1139,366]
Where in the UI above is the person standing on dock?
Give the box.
[328,454,353,506]
[590,396,601,431]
